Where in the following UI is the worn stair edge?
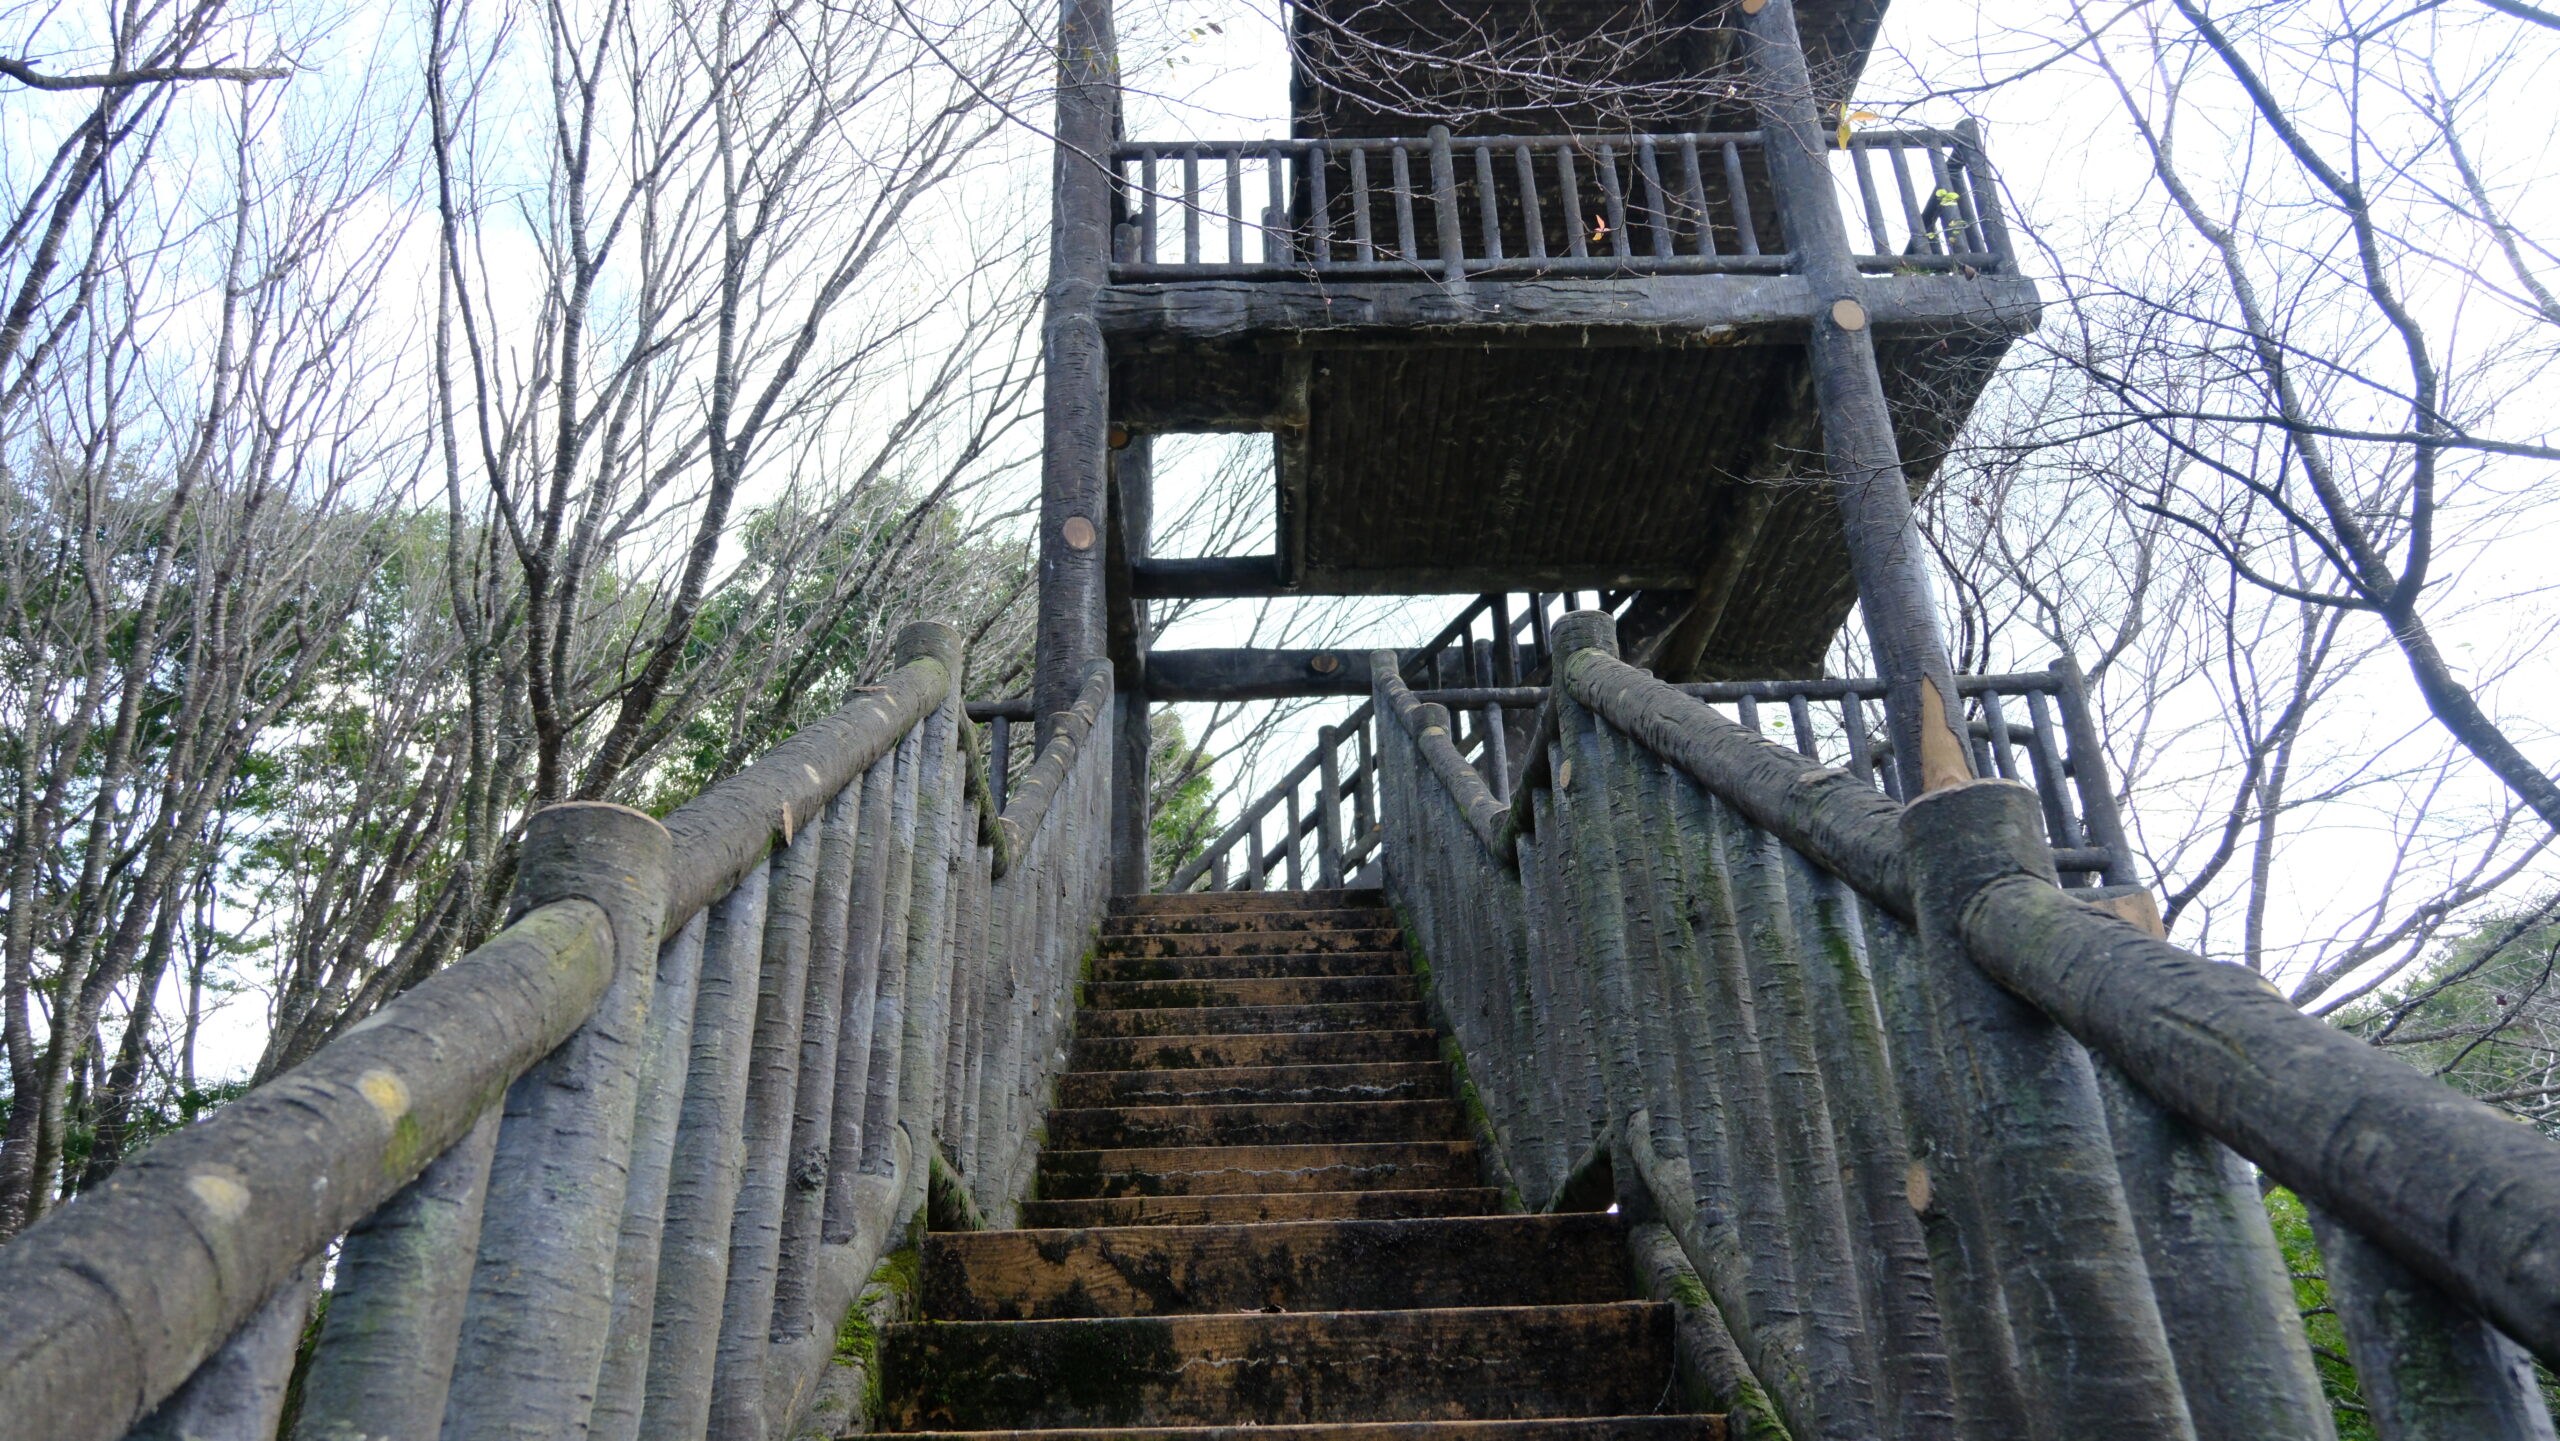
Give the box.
[1077,1001,1430,1039]
[1112,889,1387,916]
[1101,908,1395,936]
[1069,1030,1442,1072]
[1097,928,1402,959]
[878,1302,1677,1429]
[921,1212,1632,1320]
[1046,1099,1465,1150]
[1038,1141,1481,1198]
[1055,1062,1453,1110]
[1084,976,1421,1010]
[1092,954,1413,982]
[881,1418,1727,1441]
[1018,1188,1504,1228]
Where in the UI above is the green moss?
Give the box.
[2263,1185,2375,1440]
[1667,1270,1713,1311]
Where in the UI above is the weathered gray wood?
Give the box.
[590,911,711,1441]
[1129,554,1285,598]
[1146,647,1375,701]
[659,653,946,936]
[852,728,926,1181]
[0,900,609,1441]
[707,806,828,1441]
[770,775,868,1345]
[1033,0,1118,728]
[2099,1067,2335,1441]
[639,866,770,1441]
[131,1261,315,1441]
[445,803,673,1441]
[1113,686,1153,892]
[2307,1200,2556,1441]
[1900,782,2194,1439]
[821,746,901,1242]
[1627,1219,1792,1441]
[295,1108,501,1441]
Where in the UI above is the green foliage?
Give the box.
[2263,1185,2376,1439]
[2339,901,2560,1140]
[1146,713,1217,888]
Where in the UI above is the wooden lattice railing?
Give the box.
[1109,124,2013,283]
[1374,611,2560,1441]
[0,624,1118,1441]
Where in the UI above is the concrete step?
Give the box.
[921,1213,1633,1320]
[879,1301,1676,1429]
[1019,1188,1504,1228]
[1094,953,1411,983]
[1037,1141,1481,1199]
[1078,1002,1430,1040]
[1056,1062,1453,1110]
[1097,928,1402,959]
[1102,908,1396,937]
[1111,889,1387,917]
[1085,976,1421,1011]
[1070,1030,1442,1073]
[1046,1099,1466,1150]
[885,1418,1724,1441]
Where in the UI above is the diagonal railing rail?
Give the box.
[1373,612,2560,1441]
[0,623,1119,1441]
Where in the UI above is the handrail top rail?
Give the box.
[1112,130,1770,160]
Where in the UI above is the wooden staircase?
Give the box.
[877,889,1726,1441]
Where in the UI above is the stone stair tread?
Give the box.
[1085,977,1421,1009]
[1070,1030,1442,1071]
[1056,1062,1453,1109]
[1019,1188,1504,1227]
[1078,1002,1430,1039]
[879,1302,1676,1429]
[884,1419,1724,1441]
[922,1213,1632,1319]
[1093,954,1413,982]
[1111,889,1387,916]
[1046,1099,1467,1149]
[1038,1141,1480,1198]
[1097,928,1401,959]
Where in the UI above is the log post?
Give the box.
[1733,0,1971,793]
[444,801,672,1440]
[1111,436,1153,894]
[1034,0,1120,734]
[1900,779,2193,1439]
[2306,1201,2557,1440]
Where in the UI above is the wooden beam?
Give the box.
[1129,557,1699,599]
[1145,648,1374,701]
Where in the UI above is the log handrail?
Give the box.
[0,623,1122,1441]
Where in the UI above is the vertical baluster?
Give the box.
[1226,149,1244,264]
[1980,689,2023,781]
[1264,144,1288,264]
[1111,156,1132,264]
[1349,145,1374,263]
[767,776,870,1347]
[1596,143,1631,257]
[1787,692,1820,761]
[2020,689,2087,860]
[1736,693,1762,737]
[1474,144,1504,264]
[1318,725,1346,888]
[1210,844,1228,891]
[988,718,1010,816]
[1887,141,1927,255]
[1557,144,1588,257]
[1428,126,1467,282]
[1954,120,2015,271]
[1842,692,1877,790]
[1390,143,1420,261]
[1286,787,1306,890]
[854,727,925,1179]
[1308,142,1334,268]
[1637,139,1674,259]
[1723,141,1762,256]
[1490,593,1518,683]
[1526,591,1551,664]
[1926,141,1964,256]
[1679,136,1716,256]
[135,1262,319,1441]
[1140,150,1158,264]
[1246,813,1266,890]
[1354,712,1377,845]
[1515,143,1549,259]
[1182,147,1201,265]
[1851,142,1893,257]
[1473,639,1510,801]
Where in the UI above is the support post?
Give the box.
[1735,0,1971,793]
[1111,436,1153,893]
[1035,0,1120,734]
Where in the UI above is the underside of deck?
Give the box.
[1106,272,2038,678]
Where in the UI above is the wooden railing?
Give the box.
[1374,612,2560,1441]
[0,625,1119,1441]
[1109,124,2012,282]
[1162,590,1638,893]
